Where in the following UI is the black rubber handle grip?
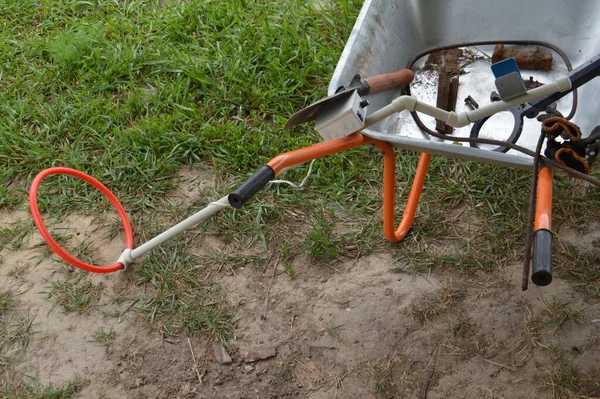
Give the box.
[531,229,553,286]
[228,165,275,209]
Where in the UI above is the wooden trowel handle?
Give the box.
[363,69,414,94]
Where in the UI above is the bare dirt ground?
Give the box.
[1,169,599,399]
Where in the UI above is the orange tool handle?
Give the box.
[363,69,414,94]
[531,166,553,286]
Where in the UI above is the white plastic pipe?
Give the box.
[364,76,572,129]
[117,196,230,267]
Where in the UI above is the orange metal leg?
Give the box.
[382,151,432,243]
[266,134,430,244]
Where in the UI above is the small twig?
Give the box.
[262,261,278,320]
[228,264,240,280]
[207,97,259,109]
[187,337,203,384]
[119,298,140,318]
[301,338,339,350]
[422,367,436,399]
[422,346,439,399]
[482,357,518,372]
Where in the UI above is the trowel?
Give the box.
[284,68,414,133]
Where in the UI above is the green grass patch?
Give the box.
[136,242,233,341]
[0,376,89,399]
[304,212,344,263]
[0,291,35,374]
[45,273,102,314]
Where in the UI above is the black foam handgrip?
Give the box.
[532,229,553,286]
[228,165,275,209]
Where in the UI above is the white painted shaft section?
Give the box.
[126,196,231,263]
[364,76,572,130]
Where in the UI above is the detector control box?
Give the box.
[314,91,368,142]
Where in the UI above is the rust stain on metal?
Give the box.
[492,44,553,71]
[430,49,462,134]
[524,76,544,89]
[464,95,479,110]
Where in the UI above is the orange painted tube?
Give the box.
[267,134,368,174]
[265,134,430,244]
[382,152,432,243]
[534,166,552,231]
[531,165,553,286]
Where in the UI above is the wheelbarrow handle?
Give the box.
[363,69,414,95]
[228,165,275,209]
[532,229,553,286]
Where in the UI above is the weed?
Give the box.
[332,298,350,309]
[136,242,233,341]
[0,290,13,316]
[47,23,105,80]
[448,318,471,338]
[6,264,30,280]
[45,274,102,314]
[364,354,399,393]
[280,242,296,278]
[304,213,343,263]
[540,297,586,331]
[0,376,89,399]
[91,328,117,352]
[410,285,465,324]
[283,262,296,278]
[324,324,344,342]
[543,363,600,399]
[544,343,564,361]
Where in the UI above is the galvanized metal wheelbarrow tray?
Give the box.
[330,0,600,170]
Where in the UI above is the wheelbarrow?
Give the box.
[29,0,600,291]
[320,0,600,289]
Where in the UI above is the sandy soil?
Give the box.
[1,169,599,399]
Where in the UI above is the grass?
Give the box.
[0,220,34,251]
[410,285,465,324]
[136,241,233,341]
[0,290,35,375]
[0,0,364,215]
[304,211,343,263]
[91,328,117,353]
[1,0,600,396]
[539,297,586,331]
[45,273,102,314]
[555,242,600,298]
[0,376,89,399]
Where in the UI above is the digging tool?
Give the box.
[284,69,414,139]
